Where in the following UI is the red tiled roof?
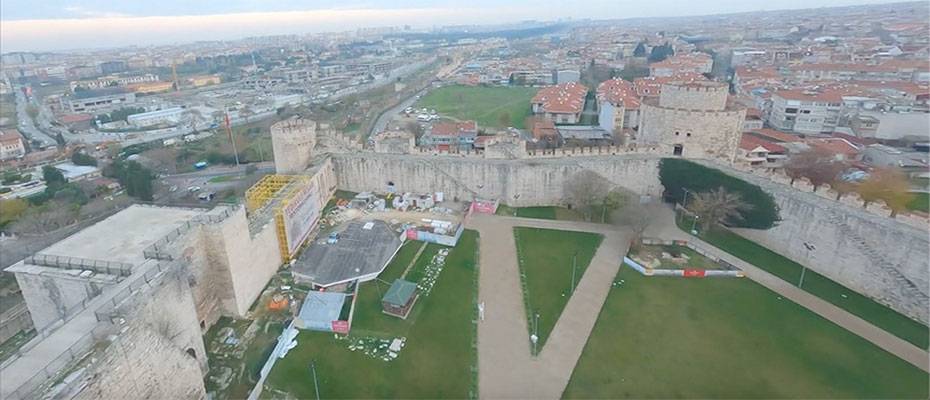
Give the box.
[532,82,588,114]
[596,78,640,109]
[59,113,92,124]
[0,129,24,144]
[749,128,803,143]
[431,121,477,137]
[740,133,786,153]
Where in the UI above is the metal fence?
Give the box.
[24,254,133,277]
[142,206,237,260]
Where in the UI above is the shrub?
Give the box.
[659,158,780,229]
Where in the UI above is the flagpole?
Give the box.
[224,107,241,168]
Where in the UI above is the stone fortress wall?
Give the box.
[325,146,928,324]
[271,117,317,174]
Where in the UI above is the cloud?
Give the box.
[62,5,132,19]
[1,7,526,52]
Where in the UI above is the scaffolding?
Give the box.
[245,174,313,262]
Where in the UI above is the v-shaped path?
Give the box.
[466,214,629,399]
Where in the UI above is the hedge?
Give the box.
[659,158,780,229]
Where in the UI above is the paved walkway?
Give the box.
[467,214,629,399]
[468,210,928,399]
[646,209,930,373]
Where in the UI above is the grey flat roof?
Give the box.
[293,220,401,287]
[36,204,204,266]
[557,126,611,140]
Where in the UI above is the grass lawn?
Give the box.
[266,230,479,399]
[564,267,929,399]
[496,204,596,221]
[513,227,603,352]
[676,214,929,349]
[907,192,928,213]
[416,85,537,129]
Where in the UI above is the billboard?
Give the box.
[282,180,321,255]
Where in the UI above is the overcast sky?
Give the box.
[0,0,904,52]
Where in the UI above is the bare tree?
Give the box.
[688,187,753,231]
[856,168,914,216]
[11,200,79,235]
[614,200,662,244]
[784,148,845,190]
[563,170,609,221]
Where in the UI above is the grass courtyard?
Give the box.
[265,230,479,398]
[907,192,928,213]
[496,204,597,222]
[563,267,929,399]
[513,227,603,352]
[416,85,537,129]
[676,214,929,349]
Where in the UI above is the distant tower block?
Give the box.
[271,117,317,174]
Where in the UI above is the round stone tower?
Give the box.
[657,81,729,111]
[271,117,316,174]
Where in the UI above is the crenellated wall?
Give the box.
[330,152,664,206]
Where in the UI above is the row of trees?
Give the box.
[103,159,155,201]
[784,149,915,216]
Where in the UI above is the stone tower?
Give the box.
[638,81,744,162]
[271,117,316,174]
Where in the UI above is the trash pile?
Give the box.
[416,248,450,296]
[342,336,407,362]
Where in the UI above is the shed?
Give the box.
[381,279,418,319]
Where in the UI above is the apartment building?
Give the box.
[531,82,588,124]
[768,89,844,134]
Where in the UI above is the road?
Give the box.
[12,88,56,148]
[368,87,430,138]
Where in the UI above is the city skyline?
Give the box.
[1,0,908,52]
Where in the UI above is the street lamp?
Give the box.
[571,251,578,294]
[799,242,816,288]
[531,312,540,356]
[690,215,699,235]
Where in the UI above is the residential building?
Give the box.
[531,82,588,124]
[768,89,844,134]
[65,89,136,113]
[596,78,640,134]
[648,52,713,77]
[419,121,478,151]
[739,133,787,166]
[0,129,26,161]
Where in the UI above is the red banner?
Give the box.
[683,269,705,278]
[406,229,418,240]
[332,320,349,334]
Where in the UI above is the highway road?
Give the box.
[13,88,56,148]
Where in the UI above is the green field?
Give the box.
[416,85,537,129]
[267,230,479,398]
[513,227,603,352]
[907,192,928,213]
[676,215,929,349]
[496,205,593,221]
[564,267,929,398]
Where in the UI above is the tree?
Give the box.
[633,42,647,57]
[404,121,424,139]
[648,43,675,62]
[0,198,29,227]
[71,151,98,166]
[614,201,662,244]
[599,189,628,223]
[564,170,609,221]
[104,159,155,201]
[25,104,39,121]
[10,200,78,235]
[784,149,844,190]
[856,168,914,216]
[688,187,754,231]
[42,165,65,186]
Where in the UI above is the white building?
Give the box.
[127,107,186,127]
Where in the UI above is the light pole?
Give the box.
[310,360,321,400]
[571,251,578,294]
[531,312,540,356]
[690,215,700,235]
[799,242,816,288]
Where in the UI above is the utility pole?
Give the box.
[571,251,578,294]
[224,107,241,168]
[310,360,321,400]
[531,312,540,356]
[799,242,816,288]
